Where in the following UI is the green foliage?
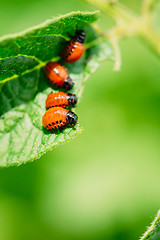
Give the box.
[141,210,160,240]
[0,11,114,167]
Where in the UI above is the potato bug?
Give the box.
[61,30,86,63]
[45,62,74,90]
[42,107,78,130]
[46,92,77,109]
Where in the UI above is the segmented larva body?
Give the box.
[46,92,77,109]
[61,30,86,63]
[45,62,74,90]
[42,107,78,130]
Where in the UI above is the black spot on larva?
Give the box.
[56,121,58,124]
[55,105,58,107]
[49,124,51,126]
[68,53,71,56]
[52,122,55,125]
[60,120,62,123]
[63,121,67,124]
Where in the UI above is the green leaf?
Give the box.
[0,11,114,167]
[140,210,160,240]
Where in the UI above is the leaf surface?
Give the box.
[0,11,115,167]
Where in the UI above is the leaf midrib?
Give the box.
[0,56,60,85]
[0,36,104,87]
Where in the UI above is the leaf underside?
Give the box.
[140,210,160,240]
[0,11,114,167]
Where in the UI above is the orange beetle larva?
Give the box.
[45,62,74,90]
[46,92,77,109]
[42,107,78,130]
[61,30,86,63]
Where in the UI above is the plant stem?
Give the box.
[109,36,121,71]
[84,0,137,23]
[85,0,160,58]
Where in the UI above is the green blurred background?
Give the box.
[0,0,160,239]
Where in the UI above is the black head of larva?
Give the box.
[68,93,77,106]
[75,30,86,43]
[62,77,74,90]
[66,111,78,128]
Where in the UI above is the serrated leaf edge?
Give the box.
[140,210,160,240]
[0,11,99,42]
